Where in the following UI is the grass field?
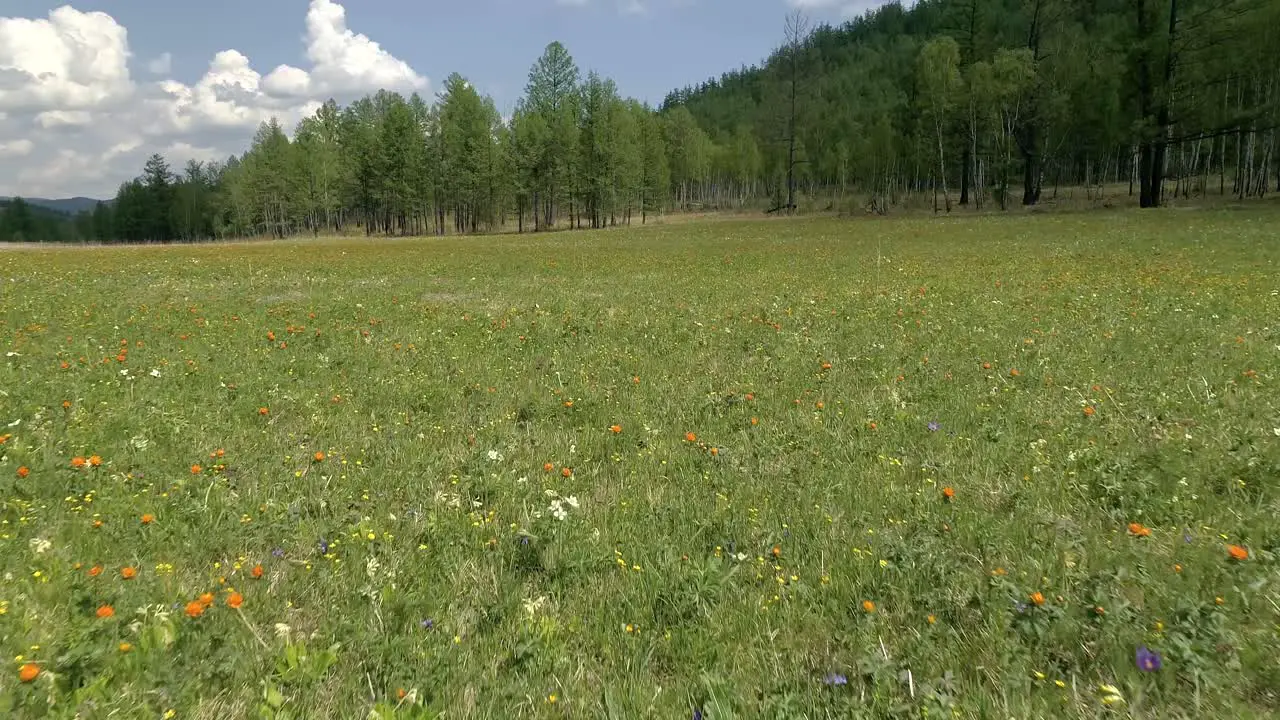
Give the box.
[1,208,1278,718]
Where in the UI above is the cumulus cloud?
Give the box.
[0,1,427,199]
[261,0,426,99]
[0,6,133,113]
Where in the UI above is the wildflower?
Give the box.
[199,592,214,607]
[609,424,622,434]
[1010,368,1021,377]
[258,407,269,416]
[89,565,103,577]
[1029,591,1045,606]
[1099,684,1125,706]
[823,672,848,685]
[927,420,940,432]
[227,592,243,609]
[313,451,326,462]
[1094,606,1105,616]
[1135,646,1162,672]
[685,432,697,442]
[120,567,137,580]
[942,486,955,501]
[18,663,39,683]
[89,455,102,467]
[96,605,115,619]
[927,614,937,624]
[862,600,876,613]
[1083,405,1096,417]
[190,464,202,475]
[71,456,86,468]
[1227,544,1248,561]
[185,601,205,618]
[561,467,572,478]
[419,618,434,630]
[251,564,264,579]
[543,462,554,472]
[141,513,155,525]
[1128,522,1151,537]
[118,642,132,653]
[16,466,28,479]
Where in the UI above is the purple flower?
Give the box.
[692,709,703,720]
[271,547,285,558]
[927,420,940,432]
[420,618,434,630]
[823,672,848,686]
[1136,645,1162,672]
[1182,528,1193,544]
[318,538,330,555]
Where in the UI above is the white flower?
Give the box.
[517,476,528,484]
[29,538,52,554]
[149,369,161,378]
[4,351,19,357]
[487,450,503,462]
[564,495,579,509]
[549,500,568,521]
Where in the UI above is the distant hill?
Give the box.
[0,196,105,216]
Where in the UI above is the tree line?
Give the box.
[667,0,1278,212]
[10,0,1278,244]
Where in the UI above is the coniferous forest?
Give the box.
[6,0,1277,244]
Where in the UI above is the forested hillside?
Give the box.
[0,197,96,243]
[52,0,1279,244]
[668,0,1278,212]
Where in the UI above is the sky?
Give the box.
[0,0,893,200]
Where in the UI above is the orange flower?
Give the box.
[982,362,992,370]
[118,642,132,653]
[71,456,86,468]
[267,331,276,342]
[226,592,243,609]
[92,519,103,529]
[258,407,269,416]
[199,592,214,607]
[185,601,205,618]
[862,600,876,613]
[141,513,155,525]
[1009,368,1021,377]
[744,393,754,401]
[560,467,572,478]
[1029,591,1045,606]
[16,466,28,478]
[942,487,955,501]
[313,451,326,462]
[1083,405,1096,417]
[89,455,102,466]
[251,564,264,579]
[709,447,719,456]
[18,663,39,683]
[190,464,202,474]
[88,564,103,577]
[750,417,759,426]
[685,432,697,443]
[542,462,554,472]
[821,362,832,370]
[1227,544,1249,561]
[609,424,622,434]
[771,545,781,558]
[1127,522,1151,537]
[120,566,137,580]
[96,605,115,619]
[815,401,824,410]
[563,400,573,408]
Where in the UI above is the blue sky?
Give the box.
[0,0,889,198]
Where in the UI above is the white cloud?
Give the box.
[784,0,903,18]
[147,52,172,75]
[261,0,426,99]
[0,6,133,113]
[0,1,427,199]
[0,139,34,158]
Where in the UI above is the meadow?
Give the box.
[1,208,1277,719]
